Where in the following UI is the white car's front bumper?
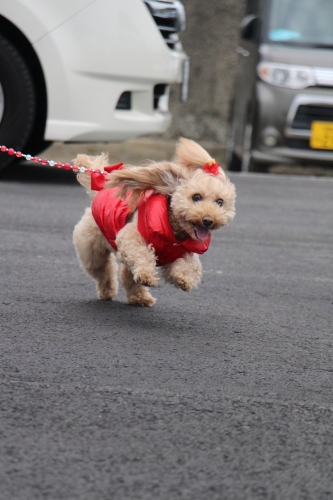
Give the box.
[30,0,187,142]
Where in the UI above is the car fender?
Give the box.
[0,0,96,43]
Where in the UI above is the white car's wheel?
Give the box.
[0,35,36,171]
[0,83,4,123]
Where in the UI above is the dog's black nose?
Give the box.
[202,216,214,227]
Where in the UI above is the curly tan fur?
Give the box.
[73,138,236,306]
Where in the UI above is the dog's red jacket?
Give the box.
[91,187,211,266]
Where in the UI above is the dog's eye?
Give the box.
[216,199,224,207]
[192,194,202,202]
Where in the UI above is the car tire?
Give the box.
[226,150,242,172]
[0,35,36,171]
[242,121,269,173]
[24,137,53,159]
[249,161,270,173]
[225,113,241,172]
[241,122,253,172]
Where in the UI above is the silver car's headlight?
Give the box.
[257,62,316,89]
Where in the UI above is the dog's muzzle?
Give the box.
[202,216,214,227]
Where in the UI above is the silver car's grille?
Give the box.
[285,95,333,139]
[292,105,333,130]
[144,1,185,50]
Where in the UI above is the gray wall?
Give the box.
[165,0,246,143]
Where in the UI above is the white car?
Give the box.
[0,0,188,169]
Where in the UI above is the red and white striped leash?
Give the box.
[0,145,92,173]
[0,145,126,190]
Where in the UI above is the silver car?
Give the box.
[226,0,333,172]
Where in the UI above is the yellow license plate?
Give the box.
[310,121,333,150]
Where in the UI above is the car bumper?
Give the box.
[254,82,333,165]
[252,147,333,165]
[32,0,187,142]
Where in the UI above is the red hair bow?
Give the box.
[203,162,220,176]
[91,162,123,191]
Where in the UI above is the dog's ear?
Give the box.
[105,161,189,210]
[174,137,215,171]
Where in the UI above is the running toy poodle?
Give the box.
[73,138,236,306]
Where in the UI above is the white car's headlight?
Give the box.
[257,62,316,89]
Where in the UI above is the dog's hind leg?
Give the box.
[116,221,159,287]
[73,208,119,300]
[93,252,118,300]
[120,264,156,307]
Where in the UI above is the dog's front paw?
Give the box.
[162,255,202,292]
[173,276,194,292]
[172,270,201,292]
[134,269,159,288]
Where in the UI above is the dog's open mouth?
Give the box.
[193,224,210,241]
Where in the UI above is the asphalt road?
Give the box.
[0,164,333,500]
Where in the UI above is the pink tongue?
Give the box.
[194,224,210,241]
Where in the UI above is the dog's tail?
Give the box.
[74,153,109,199]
